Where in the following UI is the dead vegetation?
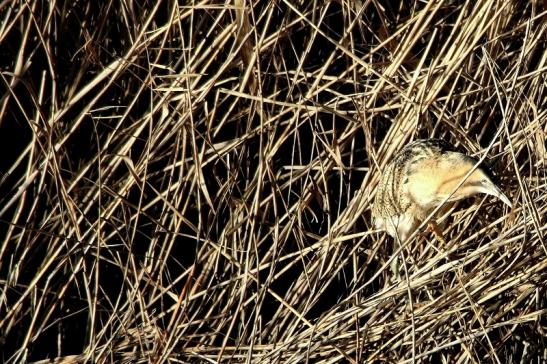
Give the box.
[0,0,546,363]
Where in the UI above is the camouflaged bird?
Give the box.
[372,139,512,243]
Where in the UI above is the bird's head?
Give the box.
[438,153,512,207]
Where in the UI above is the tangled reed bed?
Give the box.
[0,1,545,363]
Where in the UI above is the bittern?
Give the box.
[372,138,512,248]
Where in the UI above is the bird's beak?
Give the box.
[481,180,512,208]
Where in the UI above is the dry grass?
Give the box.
[0,0,546,363]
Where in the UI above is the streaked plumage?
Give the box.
[372,139,512,243]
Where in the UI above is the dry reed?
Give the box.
[0,0,545,363]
